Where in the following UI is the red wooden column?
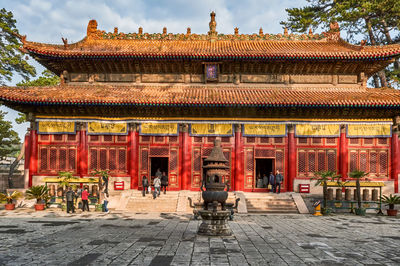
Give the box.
[128,124,139,189]
[24,132,31,188]
[234,124,244,191]
[339,125,348,180]
[79,123,88,177]
[181,124,191,190]
[287,125,296,192]
[28,123,38,187]
[179,126,184,190]
[392,117,400,193]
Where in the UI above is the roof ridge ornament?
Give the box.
[87,19,98,40]
[208,11,217,41]
[323,21,340,41]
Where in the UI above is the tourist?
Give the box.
[65,187,75,213]
[263,173,269,189]
[161,172,168,194]
[102,188,109,214]
[142,176,149,197]
[81,187,89,212]
[153,175,161,199]
[269,172,276,193]
[275,170,283,194]
[155,168,162,179]
[75,187,82,210]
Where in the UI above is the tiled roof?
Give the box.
[20,19,400,61]
[1,85,400,108]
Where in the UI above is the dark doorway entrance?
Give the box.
[255,159,274,188]
[150,157,168,178]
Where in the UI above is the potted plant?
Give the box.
[311,170,341,215]
[57,171,74,200]
[348,170,368,216]
[0,191,23,210]
[91,169,110,204]
[25,185,49,211]
[381,194,400,216]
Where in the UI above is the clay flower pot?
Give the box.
[34,203,45,211]
[387,209,398,216]
[5,203,15,210]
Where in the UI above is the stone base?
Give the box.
[197,210,232,236]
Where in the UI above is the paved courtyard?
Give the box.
[0,209,400,265]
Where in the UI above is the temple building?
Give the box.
[1,13,400,193]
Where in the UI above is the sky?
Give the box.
[1,0,309,140]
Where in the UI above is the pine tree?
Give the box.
[0,110,20,159]
[281,0,400,88]
[0,8,36,85]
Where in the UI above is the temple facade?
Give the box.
[1,13,400,193]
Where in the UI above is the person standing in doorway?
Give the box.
[263,173,269,190]
[155,168,162,179]
[153,175,161,199]
[81,187,89,212]
[142,176,149,197]
[161,172,168,194]
[275,170,284,194]
[269,172,276,193]
[65,187,75,213]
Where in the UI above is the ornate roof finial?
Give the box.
[234,27,239,36]
[259,28,263,35]
[284,27,288,36]
[114,27,118,34]
[187,27,191,35]
[360,39,367,46]
[138,27,143,35]
[163,27,167,35]
[208,11,217,39]
[61,37,68,49]
[324,21,340,41]
[308,28,313,36]
[87,19,98,39]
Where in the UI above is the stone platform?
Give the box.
[0,208,399,265]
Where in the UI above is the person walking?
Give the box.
[81,187,90,212]
[269,172,276,193]
[65,187,75,213]
[161,172,168,194]
[262,173,269,190]
[275,170,284,194]
[153,175,161,199]
[102,189,109,214]
[142,176,149,197]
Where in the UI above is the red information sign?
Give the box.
[114,181,124,190]
[299,184,310,193]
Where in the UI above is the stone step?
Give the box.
[247,209,299,213]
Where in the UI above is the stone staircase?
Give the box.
[125,190,180,213]
[122,190,239,213]
[244,192,299,213]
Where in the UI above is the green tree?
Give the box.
[311,170,341,214]
[17,70,60,87]
[0,8,35,85]
[0,110,20,159]
[348,170,368,215]
[281,0,400,88]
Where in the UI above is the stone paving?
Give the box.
[0,209,400,265]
